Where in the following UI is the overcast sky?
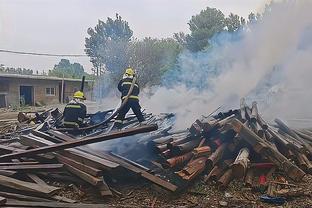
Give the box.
[0,0,268,73]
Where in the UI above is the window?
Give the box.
[46,87,56,96]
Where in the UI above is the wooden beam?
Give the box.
[56,154,102,177]
[60,162,112,196]
[0,164,63,172]
[0,144,21,154]
[0,191,52,202]
[228,118,305,181]
[0,175,59,195]
[20,134,120,171]
[0,124,158,161]
[0,161,39,166]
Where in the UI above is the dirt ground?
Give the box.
[50,174,312,208]
[99,175,312,208]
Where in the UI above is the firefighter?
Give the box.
[114,68,145,129]
[63,91,87,128]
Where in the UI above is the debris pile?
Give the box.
[148,99,312,204]
[0,108,179,207]
[0,99,311,207]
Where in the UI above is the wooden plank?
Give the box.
[5,199,111,208]
[27,173,50,186]
[27,174,77,203]
[20,134,120,171]
[0,144,21,154]
[51,195,77,203]
[141,171,177,192]
[32,131,120,170]
[0,175,60,195]
[61,162,102,186]
[0,191,52,202]
[0,124,158,161]
[59,162,112,196]
[0,164,63,172]
[62,150,120,170]
[0,162,39,166]
[56,154,102,177]
[96,180,113,197]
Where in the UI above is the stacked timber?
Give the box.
[148,99,312,193]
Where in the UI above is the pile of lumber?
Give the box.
[148,99,312,195]
[0,110,180,207]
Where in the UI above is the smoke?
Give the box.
[90,0,312,161]
[93,0,312,130]
[139,0,312,129]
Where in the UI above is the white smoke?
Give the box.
[139,0,312,129]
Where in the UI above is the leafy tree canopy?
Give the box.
[175,7,245,52]
[85,14,133,76]
[49,59,93,79]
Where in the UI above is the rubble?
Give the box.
[0,99,311,207]
[147,99,312,206]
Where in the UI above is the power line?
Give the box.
[0,49,88,57]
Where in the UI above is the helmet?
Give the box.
[125,68,134,76]
[73,91,85,100]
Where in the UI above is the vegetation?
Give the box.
[48,59,94,79]
[0,64,33,75]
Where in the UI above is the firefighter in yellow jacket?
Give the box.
[114,68,145,129]
[63,91,87,128]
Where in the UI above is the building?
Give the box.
[0,73,93,108]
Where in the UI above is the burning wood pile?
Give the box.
[0,108,180,207]
[0,99,311,207]
[148,99,312,201]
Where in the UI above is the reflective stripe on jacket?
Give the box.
[63,101,87,127]
[118,77,140,101]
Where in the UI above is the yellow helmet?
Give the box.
[73,91,85,100]
[125,68,134,76]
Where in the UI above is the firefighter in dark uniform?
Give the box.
[114,68,145,129]
[63,91,87,128]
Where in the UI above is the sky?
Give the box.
[0,0,268,73]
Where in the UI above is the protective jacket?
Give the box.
[63,99,87,128]
[115,75,144,128]
[117,75,140,100]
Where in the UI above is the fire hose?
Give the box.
[55,76,137,133]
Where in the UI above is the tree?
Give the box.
[176,7,226,52]
[175,7,245,52]
[0,64,33,75]
[49,59,92,79]
[85,14,133,76]
[128,38,182,87]
[226,13,244,32]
